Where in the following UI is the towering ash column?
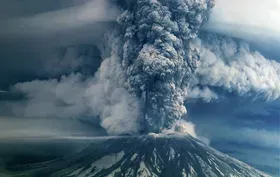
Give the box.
[115,0,215,133]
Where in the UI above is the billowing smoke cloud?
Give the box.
[84,33,143,135]
[10,74,89,119]
[1,0,215,136]
[188,34,280,101]
[7,33,143,135]
[117,0,214,133]
[2,0,280,139]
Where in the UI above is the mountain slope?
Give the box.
[6,134,270,177]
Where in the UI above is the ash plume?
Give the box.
[116,0,215,133]
[1,0,215,136]
[2,0,280,138]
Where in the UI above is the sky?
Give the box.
[204,0,280,60]
[0,0,279,176]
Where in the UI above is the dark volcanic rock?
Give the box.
[4,134,270,177]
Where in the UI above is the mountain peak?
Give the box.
[7,135,270,177]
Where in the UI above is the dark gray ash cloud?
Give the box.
[0,0,279,141]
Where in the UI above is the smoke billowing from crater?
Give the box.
[2,0,215,135]
[2,0,280,138]
[116,0,215,133]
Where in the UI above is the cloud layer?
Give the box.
[188,34,280,101]
[204,0,280,46]
[0,0,120,38]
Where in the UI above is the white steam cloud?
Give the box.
[8,32,142,135]
[11,74,89,119]
[84,33,143,135]
[188,34,280,101]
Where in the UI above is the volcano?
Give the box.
[3,134,270,177]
